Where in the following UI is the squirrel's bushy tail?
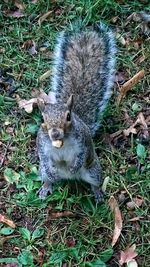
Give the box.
[92,22,117,133]
[51,22,116,136]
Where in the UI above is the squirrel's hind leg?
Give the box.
[80,161,104,203]
[38,163,53,199]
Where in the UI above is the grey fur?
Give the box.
[37,23,116,201]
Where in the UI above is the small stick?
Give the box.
[117,69,145,105]
[0,140,11,168]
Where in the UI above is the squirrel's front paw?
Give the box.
[38,183,53,199]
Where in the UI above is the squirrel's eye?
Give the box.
[66,112,71,122]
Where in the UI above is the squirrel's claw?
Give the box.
[38,182,53,199]
[91,185,104,203]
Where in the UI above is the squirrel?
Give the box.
[36,22,116,202]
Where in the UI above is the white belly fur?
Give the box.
[44,136,83,180]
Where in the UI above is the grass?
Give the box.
[0,0,150,266]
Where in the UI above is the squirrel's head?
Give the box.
[38,92,73,148]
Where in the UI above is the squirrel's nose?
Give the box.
[51,129,61,140]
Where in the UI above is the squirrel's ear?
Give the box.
[67,95,73,111]
[48,91,57,104]
[37,99,45,112]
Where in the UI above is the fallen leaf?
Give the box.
[39,70,52,81]
[119,244,138,265]
[117,70,145,105]
[115,71,128,84]
[146,115,150,124]
[0,47,5,53]
[49,211,75,219]
[0,235,19,246]
[65,238,76,247]
[139,11,150,36]
[134,55,146,64]
[118,191,126,203]
[125,12,141,26]
[5,264,18,267]
[109,196,123,247]
[123,126,137,136]
[38,10,52,26]
[0,70,17,95]
[126,196,144,210]
[17,91,55,113]
[5,126,14,134]
[29,43,37,55]
[111,16,118,23]
[0,214,16,228]
[4,9,25,18]
[102,176,110,192]
[123,112,149,139]
[127,259,138,267]
[22,40,37,55]
[116,32,126,46]
[17,96,37,113]
[13,0,25,10]
[62,264,68,267]
[137,112,149,140]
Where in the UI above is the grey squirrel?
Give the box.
[37,23,116,202]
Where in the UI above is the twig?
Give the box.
[0,140,12,168]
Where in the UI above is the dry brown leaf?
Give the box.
[38,10,52,26]
[17,91,54,113]
[109,196,123,247]
[126,196,144,210]
[145,115,150,127]
[0,214,16,228]
[39,70,52,81]
[17,96,37,113]
[29,41,37,55]
[123,112,149,138]
[135,55,146,64]
[117,70,145,105]
[49,211,75,219]
[119,244,138,265]
[4,9,25,18]
[137,112,149,139]
[0,235,19,246]
[115,71,128,84]
[125,12,141,26]
[22,40,37,55]
[13,0,25,10]
[123,126,137,136]
[65,238,76,247]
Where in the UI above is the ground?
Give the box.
[0,0,150,266]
